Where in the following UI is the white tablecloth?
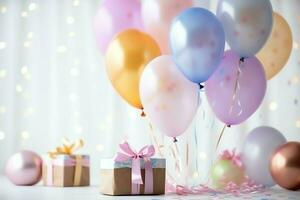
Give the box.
[0,176,299,200]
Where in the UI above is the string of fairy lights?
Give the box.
[0,0,299,157]
[0,0,105,150]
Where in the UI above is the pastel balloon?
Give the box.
[205,50,266,125]
[5,150,42,185]
[217,0,273,57]
[139,55,199,138]
[105,29,161,109]
[211,160,245,189]
[142,0,193,54]
[270,142,300,190]
[242,126,287,186]
[257,12,292,80]
[170,8,225,83]
[93,0,143,53]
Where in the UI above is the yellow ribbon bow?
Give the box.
[47,138,87,186]
[48,138,84,158]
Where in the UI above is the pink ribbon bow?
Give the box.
[220,149,244,169]
[114,142,155,194]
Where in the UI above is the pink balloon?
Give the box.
[205,50,266,125]
[140,55,199,138]
[142,0,193,54]
[5,150,42,185]
[93,0,143,53]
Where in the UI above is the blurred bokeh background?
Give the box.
[0,0,299,185]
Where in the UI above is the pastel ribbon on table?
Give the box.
[114,142,155,194]
[166,180,265,196]
[46,138,88,186]
[165,149,264,196]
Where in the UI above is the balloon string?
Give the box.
[172,140,182,173]
[186,142,189,167]
[194,123,199,175]
[147,121,180,187]
[148,122,163,157]
[216,124,227,150]
[194,88,201,174]
[229,58,243,117]
[148,121,180,186]
[217,58,243,150]
[170,144,181,185]
[174,140,180,156]
[170,143,180,173]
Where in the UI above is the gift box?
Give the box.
[100,142,166,195]
[42,139,90,187]
[43,154,90,187]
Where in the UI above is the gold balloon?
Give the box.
[257,12,292,80]
[105,29,161,109]
[270,142,300,190]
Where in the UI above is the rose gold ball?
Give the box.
[269,141,300,190]
[5,150,42,185]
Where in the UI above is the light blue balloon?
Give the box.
[170,8,225,84]
[217,0,273,57]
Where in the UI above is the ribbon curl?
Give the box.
[223,178,265,195]
[166,179,264,196]
[166,182,218,195]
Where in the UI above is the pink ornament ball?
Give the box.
[5,150,42,185]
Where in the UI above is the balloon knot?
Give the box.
[141,110,146,117]
[227,125,231,128]
[199,83,204,90]
[239,57,245,63]
[173,137,178,143]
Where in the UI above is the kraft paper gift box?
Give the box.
[100,142,166,195]
[42,154,90,187]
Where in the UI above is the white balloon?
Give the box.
[217,0,273,57]
[241,126,287,186]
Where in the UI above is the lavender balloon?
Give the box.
[93,0,143,53]
[205,50,266,125]
[241,126,287,186]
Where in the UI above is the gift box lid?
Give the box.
[43,154,89,160]
[42,154,90,167]
[100,158,165,169]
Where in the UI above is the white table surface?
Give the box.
[0,176,299,200]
